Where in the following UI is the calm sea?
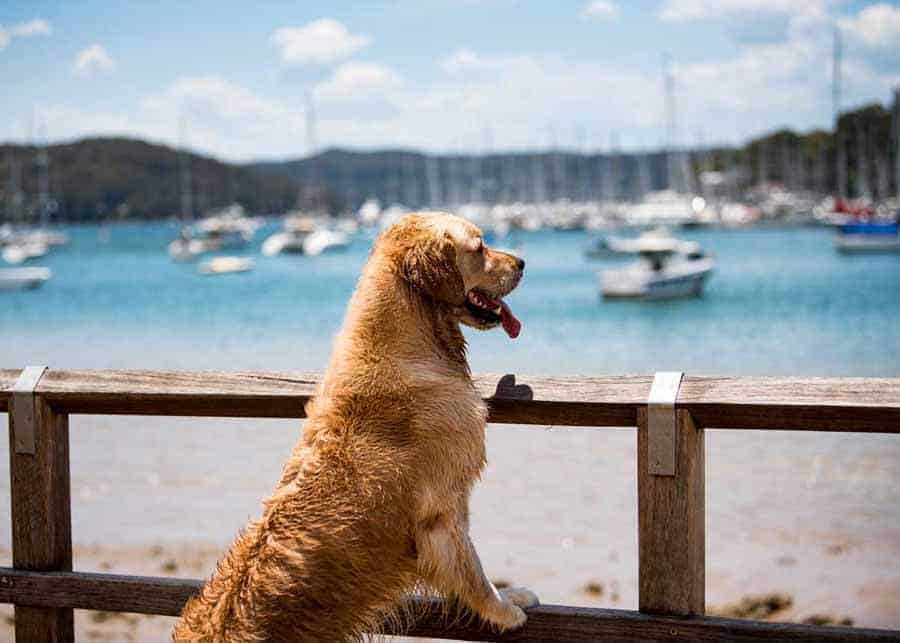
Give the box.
[4,221,900,374]
[2,221,899,626]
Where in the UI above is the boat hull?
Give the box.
[0,267,52,292]
[602,258,714,300]
[834,235,900,254]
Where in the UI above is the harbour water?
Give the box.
[2,221,899,632]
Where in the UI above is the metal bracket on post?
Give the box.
[11,366,48,455]
[647,371,683,476]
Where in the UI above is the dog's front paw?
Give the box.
[484,599,527,632]
[499,586,540,609]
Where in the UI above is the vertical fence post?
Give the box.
[637,373,704,616]
[9,368,74,642]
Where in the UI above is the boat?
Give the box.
[261,216,317,256]
[198,256,255,275]
[193,204,260,249]
[301,228,350,256]
[168,229,208,261]
[170,204,259,260]
[600,234,714,300]
[834,221,900,254]
[0,267,52,292]
[587,226,690,260]
[2,239,49,264]
[621,191,707,228]
[262,216,351,256]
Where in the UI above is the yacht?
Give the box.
[600,234,714,300]
[301,228,350,256]
[2,238,49,264]
[261,216,317,256]
[170,204,259,260]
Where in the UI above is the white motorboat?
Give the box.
[2,240,50,264]
[261,216,317,256]
[302,228,350,256]
[0,267,52,292]
[600,235,714,300]
[198,256,255,275]
[261,216,350,256]
[622,190,708,228]
[587,226,694,260]
[170,204,259,260]
[168,234,209,261]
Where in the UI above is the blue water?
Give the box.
[3,222,899,376]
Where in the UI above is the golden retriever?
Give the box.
[173,212,535,642]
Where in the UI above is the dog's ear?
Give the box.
[401,230,465,304]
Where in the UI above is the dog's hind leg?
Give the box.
[414,508,538,632]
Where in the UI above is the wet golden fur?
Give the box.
[173,213,535,642]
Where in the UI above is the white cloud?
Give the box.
[659,0,821,22]
[161,76,284,121]
[582,1,619,20]
[139,76,306,158]
[0,17,51,50]
[12,18,51,37]
[840,3,900,48]
[442,49,483,74]
[74,44,115,78]
[271,18,370,66]
[314,62,403,103]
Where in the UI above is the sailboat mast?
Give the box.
[663,53,677,192]
[894,88,900,200]
[178,116,193,222]
[833,26,847,198]
[35,120,49,227]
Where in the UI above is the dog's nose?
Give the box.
[516,257,525,271]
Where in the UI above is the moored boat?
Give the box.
[198,256,255,275]
[600,233,714,300]
[834,221,900,254]
[0,267,52,292]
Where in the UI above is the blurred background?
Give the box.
[1,1,899,640]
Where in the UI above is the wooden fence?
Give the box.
[2,368,899,642]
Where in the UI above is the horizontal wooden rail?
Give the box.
[0,568,894,642]
[2,369,899,431]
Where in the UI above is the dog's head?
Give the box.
[383,212,524,338]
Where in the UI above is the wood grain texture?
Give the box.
[0,569,895,642]
[8,397,74,641]
[2,369,899,432]
[638,408,705,616]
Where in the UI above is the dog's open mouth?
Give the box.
[465,290,521,339]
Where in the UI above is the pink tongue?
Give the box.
[499,300,521,339]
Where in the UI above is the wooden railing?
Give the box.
[1,368,899,642]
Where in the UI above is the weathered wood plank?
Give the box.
[1,370,899,432]
[682,376,900,432]
[0,569,894,641]
[8,397,74,641]
[0,369,648,426]
[638,408,705,616]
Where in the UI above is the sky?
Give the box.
[1,0,899,162]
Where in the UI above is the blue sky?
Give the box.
[2,0,898,161]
